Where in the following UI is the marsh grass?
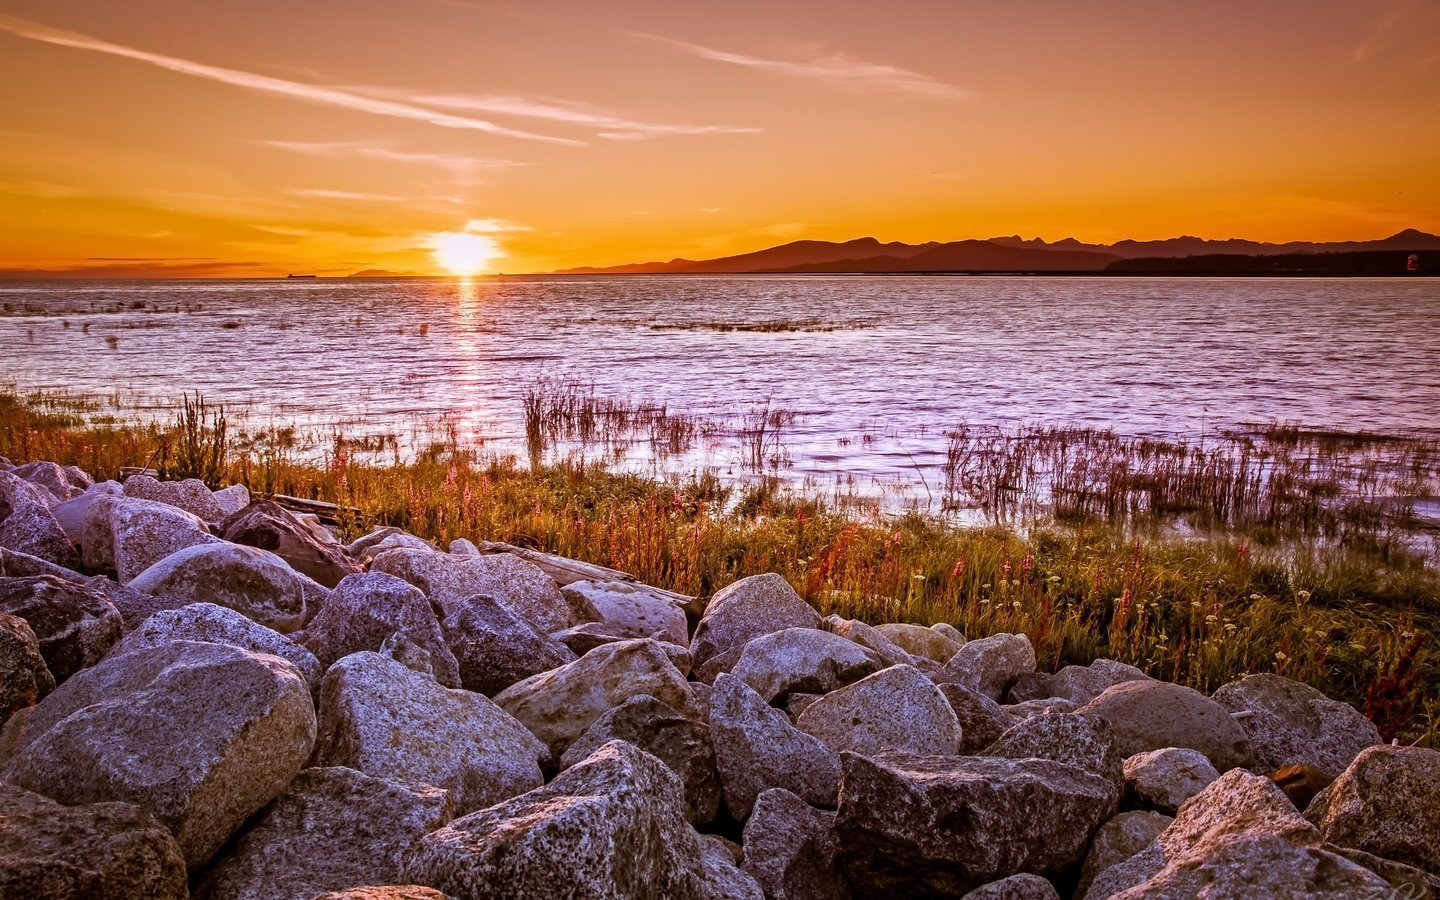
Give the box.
[1,385,1435,746]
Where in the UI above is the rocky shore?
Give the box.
[0,459,1436,899]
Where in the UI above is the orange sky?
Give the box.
[1,0,1438,277]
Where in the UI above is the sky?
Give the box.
[1,0,1438,277]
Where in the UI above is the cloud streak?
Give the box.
[261,140,525,174]
[633,32,970,98]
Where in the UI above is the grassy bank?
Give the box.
[2,387,1435,747]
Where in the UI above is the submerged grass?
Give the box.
[2,386,1436,746]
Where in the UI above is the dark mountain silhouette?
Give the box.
[557,237,937,274]
[769,240,1118,273]
[1106,250,1438,276]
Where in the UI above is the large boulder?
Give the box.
[0,611,53,718]
[938,681,1016,753]
[730,627,884,703]
[0,575,121,683]
[122,474,226,522]
[403,739,738,899]
[0,471,80,569]
[560,694,721,826]
[128,543,326,633]
[835,752,1118,896]
[1306,744,1440,875]
[303,572,459,687]
[108,496,221,583]
[10,460,91,504]
[370,548,571,633]
[1211,673,1382,776]
[1122,747,1220,814]
[439,593,575,695]
[194,767,452,900]
[1077,680,1255,772]
[1076,811,1172,898]
[494,638,695,756]
[0,640,316,870]
[49,480,122,547]
[874,622,963,663]
[219,500,360,588]
[933,632,1036,701]
[1009,659,1150,705]
[710,674,842,819]
[741,787,849,900]
[563,579,690,646]
[110,602,324,692]
[0,782,187,900]
[311,651,545,815]
[1107,833,1392,898]
[985,713,1124,807]
[0,545,174,632]
[797,663,961,756]
[690,573,821,668]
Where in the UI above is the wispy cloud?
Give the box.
[632,32,970,99]
[261,140,525,175]
[287,188,406,202]
[0,14,580,144]
[464,218,531,233]
[1352,0,1436,64]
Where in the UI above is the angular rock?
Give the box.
[1112,833,1392,897]
[695,643,746,685]
[797,664,961,756]
[938,681,1017,753]
[109,496,221,583]
[211,483,251,518]
[195,767,452,900]
[1211,673,1382,777]
[960,874,1060,899]
[874,621,963,663]
[698,834,766,900]
[11,460,91,504]
[304,572,459,687]
[690,573,821,668]
[0,611,53,717]
[710,674,842,819]
[494,638,695,756]
[0,545,169,632]
[560,694,721,825]
[448,537,481,556]
[439,593,575,695]
[50,479,122,546]
[0,575,121,682]
[934,632,1036,701]
[219,500,360,588]
[0,471,80,569]
[0,782,187,900]
[0,640,316,870]
[986,713,1124,806]
[741,787,849,900]
[111,602,324,692]
[730,627,884,703]
[123,474,226,522]
[1076,811,1172,898]
[1008,658,1150,705]
[563,579,690,646]
[825,616,925,669]
[1077,680,1255,772]
[1306,744,1440,875]
[1005,698,1077,718]
[1123,747,1220,814]
[371,547,571,633]
[403,740,719,899]
[311,651,544,814]
[835,752,1118,896]
[128,542,326,633]
[552,621,634,656]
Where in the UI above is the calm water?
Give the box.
[4,275,1439,501]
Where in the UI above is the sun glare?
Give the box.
[429,232,501,276]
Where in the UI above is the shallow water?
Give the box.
[4,275,1439,502]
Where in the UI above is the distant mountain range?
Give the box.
[553,229,1440,275]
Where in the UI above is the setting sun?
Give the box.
[428,232,501,276]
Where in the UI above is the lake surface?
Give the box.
[4,275,1439,503]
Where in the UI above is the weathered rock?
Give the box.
[402,740,721,899]
[710,674,842,819]
[288,510,340,546]
[128,542,326,633]
[376,631,444,680]
[50,479,122,545]
[698,834,766,900]
[938,681,1017,753]
[1325,845,1440,898]
[311,651,545,815]
[108,496,221,583]
[1306,744,1440,875]
[787,691,823,719]
[219,500,361,588]
[960,874,1061,899]
[0,611,53,717]
[0,782,188,900]
[371,547,571,633]
[1123,748,1220,814]
[552,621,634,656]
[824,616,926,669]
[1004,698,1078,718]
[934,632,1036,701]
[312,889,448,900]
[695,643,746,684]
[355,530,435,559]
[194,766,452,900]
[1077,680,1255,772]
[986,713,1125,805]
[1211,673,1382,776]
[110,602,324,691]
[0,545,169,632]
[560,694,721,825]
[439,593,575,695]
[731,627,884,703]
[494,638,695,756]
[835,752,1118,896]
[690,573,821,668]
[1076,811,1172,898]
[0,575,121,682]
[1115,833,1393,898]
[0,471,81,569]
[874,621,963,663]
[344,525,405,556]
[304,572,459,687]
[1008,659,1150,705]
[211,482,251,518]
[123,474,226,522]
[797,663,962,756]
[741,787,849,900]
[10,460,91,504]
[563,579,690,646]
[448,537,481,556]
[0,640,316,870]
